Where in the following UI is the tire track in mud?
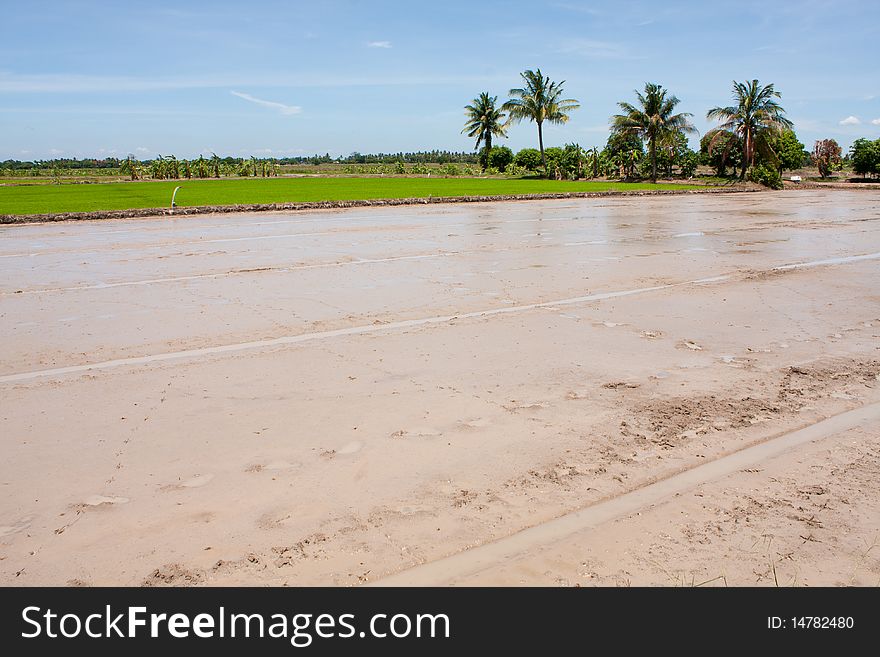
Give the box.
[371,401,880,586]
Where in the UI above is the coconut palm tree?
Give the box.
[707,79,793,179]
[611,82,695,182]
[503,69,580,172]
[462,92,508,169]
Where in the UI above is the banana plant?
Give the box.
[120,155,141,181]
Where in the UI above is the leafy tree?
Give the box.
[542,143,587,179]
[603,130,644,179]
[487,146,514,172]
[503,69,580,173]
[850,138,880,178]
[700,130,742,176]
[513,148,542,171]
[772,129,806,173]
[678,149,700,178]
[462,92,508,170]
[652,131,698,178]
[812,139,842,178]
[542,147,565,179]
[611,82,695,182]
[706,79,793,179]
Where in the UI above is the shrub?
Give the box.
[513,148,542,171]
[679,150,699,177]
[748,164,783,189]
[487,146,514,172]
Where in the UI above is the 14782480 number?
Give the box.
[791,617,854,629]
[768,617,855,630]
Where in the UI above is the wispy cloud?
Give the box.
[366,41,392,48]
[552,3,602,15]
[230,91,301,115]
[558,38,636,60]
[0,71,503,93]
[872,118,880,126]
[839,115,861,125]
[755,45,797,55]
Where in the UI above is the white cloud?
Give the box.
[872,118,880,126]
[839,115,861,125]
[0,71,504,93]
[49,148,64,155]
[135,147,150,153]
[230,91,301,115]
[558,38,636,60]
[366,41,392,48]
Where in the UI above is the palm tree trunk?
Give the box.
[650,134,657,182]
[484,134,492,171]
[537,121,546,173]
[740,130,750,180]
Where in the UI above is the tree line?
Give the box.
[463,70,876,187]
[2,150,480,176]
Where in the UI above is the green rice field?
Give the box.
[0,177,704,215]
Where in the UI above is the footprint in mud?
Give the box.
[391,426,444,440]
[503,401,548,413]
[336,441,364,455]
[679,340,703,351]
[246,460,300,473]
[161,474,215,491]
[82,495,130,507]
[641,330,663,339]
[720,355,754,368]
[0,514,38,539]
[602,381,640,390]
[456,418,491,431]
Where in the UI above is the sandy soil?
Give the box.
[1,189,878,586]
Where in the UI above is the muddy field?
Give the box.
[1,190,879,586]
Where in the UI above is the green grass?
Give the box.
[0,177,704,215]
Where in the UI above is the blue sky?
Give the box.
[2,0,878,160]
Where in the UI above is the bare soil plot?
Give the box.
[1,190,878,586]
